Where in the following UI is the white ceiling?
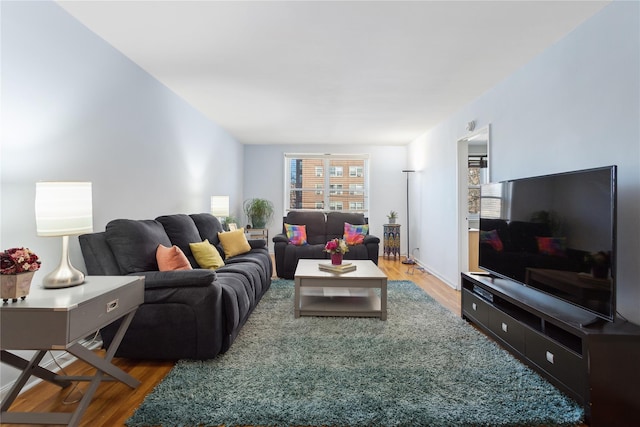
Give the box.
[57,0,609,146]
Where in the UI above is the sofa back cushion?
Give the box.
[326,212,367,240]
[156,214,202,267]
[105,219,171,274]
[283,211,327,245]
[190,213,225,246]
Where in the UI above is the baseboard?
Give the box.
[0,337,103,401]
[411,258,459,290]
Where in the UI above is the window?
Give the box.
[285,153,369,213]
[349,183,364,195]
[329,184,343,195]
[468,155,487,220]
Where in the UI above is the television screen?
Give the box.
[479,166,616,322]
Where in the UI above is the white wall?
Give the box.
[408,1,640,323]
[244,144,408,253]
[1,1,244,393]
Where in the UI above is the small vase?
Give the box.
[1,271,35,303]
[331,253,343,265]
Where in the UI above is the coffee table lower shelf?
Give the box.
[298,287,381,318]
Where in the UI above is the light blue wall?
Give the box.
[243,145,407,254]
[409,1,639,323]
[1,1,243,392]
[244,144,408,253]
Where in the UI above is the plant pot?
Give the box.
[331,253,343,265]
[388,218,396,224]
[1,271,34,302]
[251,216,267,229]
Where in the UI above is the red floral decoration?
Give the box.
[0,247,41,275]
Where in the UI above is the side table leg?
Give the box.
[63,310,140,427]
[1,350,48,412]
[65,310,140,388]
[294,278,301,318]
[380,280,388,321]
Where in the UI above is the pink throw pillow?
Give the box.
[156,244,192,271]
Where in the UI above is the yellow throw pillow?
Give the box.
[189,239,225,270]
[218,228,252,258]
[156,244,192,271]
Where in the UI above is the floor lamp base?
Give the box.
[402,257,416,265]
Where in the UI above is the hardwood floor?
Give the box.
[0,258,461,426]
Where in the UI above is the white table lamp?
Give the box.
[35,182,93,288]
[211,196,230,218]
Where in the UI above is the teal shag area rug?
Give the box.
[127,280,583,427]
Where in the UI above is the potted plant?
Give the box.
[387,210,398,224]
[324,238,349,265]
[222,215,238,231]
[1,247,41,302]
[243,198,274,229]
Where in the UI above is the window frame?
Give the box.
[284,153,370,214]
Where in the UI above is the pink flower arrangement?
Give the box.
[0,247,41,275]
[324,238,349,255]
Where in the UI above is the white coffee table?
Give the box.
[294,259,387,320]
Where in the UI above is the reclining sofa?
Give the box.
[79,213,272,360]
[272,211,380,279]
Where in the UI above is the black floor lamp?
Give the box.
[402,169,416,265]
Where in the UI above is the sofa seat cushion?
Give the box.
[224,249,272,285]
[106,219,171,274]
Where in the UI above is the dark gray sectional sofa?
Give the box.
[79,213,272,360]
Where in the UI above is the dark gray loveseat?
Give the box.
[79,213,271,360]
[272,211,380,279]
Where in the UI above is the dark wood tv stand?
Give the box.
[461,272,640,427]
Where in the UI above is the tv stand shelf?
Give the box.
[461,272,640,427]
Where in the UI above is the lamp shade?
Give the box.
[35,182,93,237]
[211,196,230,217]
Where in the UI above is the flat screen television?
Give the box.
[479,166,617,322]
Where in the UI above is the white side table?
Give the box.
[0,275,144,426]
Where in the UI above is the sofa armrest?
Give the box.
[128,270,216,290]
[272,233,289,244]
[364,234,380,244]
[248,239,267,249]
